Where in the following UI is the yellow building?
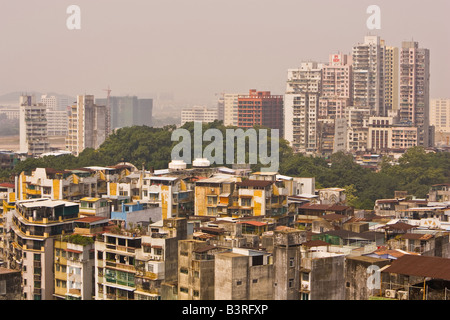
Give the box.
[194,176,241,217]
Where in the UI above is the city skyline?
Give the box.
[0,0,449,106]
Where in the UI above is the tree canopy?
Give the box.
[2,122,448,211]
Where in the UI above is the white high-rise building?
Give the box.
[284,62,323,153]
[352,35,386,116]
[40,95,68,136]
[19,95,50,156]
[383,44,399,113]
[66,95,109,156]
[431,99,450,133]
[180,106,218,126]
[223,93,241,126]
[430,98,450,146]
[40,94,58,111]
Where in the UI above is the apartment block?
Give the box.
[383,45,399,113]
[95,218,186,300]
[223,93,241,126]
[320,53,352,119]
[273,228,306,300]
[0,267,22,300]
[54,236,95,300]
[141,176,194,220]
[399,41,430,147]
[16,167,107,202]
[214,247,273,300]
[66,95,109,156]
[237,89,284,136]
[194,175,241,217]
[96,96,153,130]
[284,63,322,153]
[430,98,450,146]
[178,240,221,300]
[181,106,218,126]
[19,95,50,156]
[9,198,79,300]
[352,35,386,116]
[300,242,346,300]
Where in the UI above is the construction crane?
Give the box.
[103,85,112,134]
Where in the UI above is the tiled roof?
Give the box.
[382,255,450,281]
[0,182,15,189]
[383,222,416,231]
[238,221,267,227]
[401,233,433,241]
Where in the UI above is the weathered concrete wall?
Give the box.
[214,253,248,300]
[345,256,390,300]
[0,268,22,300]
[249,264,274,300]
[310,255,345,300]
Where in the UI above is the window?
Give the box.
[0,280,6,295]
[241,198,252,207]
[236,280,242,286]
[302,272,309,281]
[180,268,188,275]
[288,279,294,288]
[252,279,258,284]
[207,195,217,205]
[289,257,295,268]
[180,287,188,294]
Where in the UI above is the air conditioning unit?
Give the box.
[398,290,409,300]
[385,289,397,299]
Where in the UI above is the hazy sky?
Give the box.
[0,0,449,106]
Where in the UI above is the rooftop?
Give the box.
[382,255,450,281]
[236,180,273,188]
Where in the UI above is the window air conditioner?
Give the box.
[385,289,396,299]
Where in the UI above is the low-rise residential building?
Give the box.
[215,247,273,300]
[79,197,111,217]
[142,176,194,220]
[178,240,222,300]
[0,267,22,300]
[194,175,241,217]
[300,240,346,300]
[345,256,391,300]
[110,201,162,229]
[54,235,95,300]
[273,227,306,300]
[381,255,450,300]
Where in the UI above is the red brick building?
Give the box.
[237,89,283,136]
